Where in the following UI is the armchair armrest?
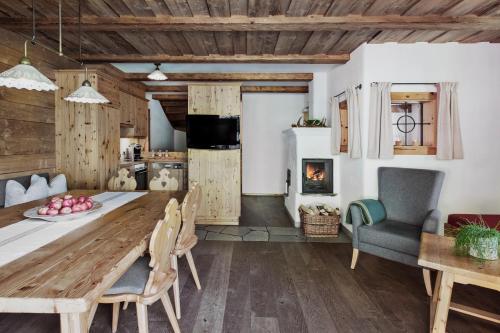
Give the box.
[350,205,364,249]
[422,209,442,235]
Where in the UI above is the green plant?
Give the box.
[454,219,500,259]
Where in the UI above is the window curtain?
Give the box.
[367,82,393,159]
[330,96,341,155]
[437,82,464,160]
[346,85,362,159]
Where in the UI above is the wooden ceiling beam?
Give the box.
[241,86,309,93]
[150,85,309,93]
[153,94,188,101]
[130,73,313,82]
[79,53,349,64]
[3,15,500,31]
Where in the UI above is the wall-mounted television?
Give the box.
[186,115,240,149]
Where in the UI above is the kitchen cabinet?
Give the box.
[120,92,148,138]
[119,91,135,126]
[134,98,149,138]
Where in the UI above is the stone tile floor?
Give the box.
[195,224,351,243]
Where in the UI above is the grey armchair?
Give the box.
[350,167,444,296]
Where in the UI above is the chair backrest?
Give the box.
[177,183,201,249]
[149,168,179,191]
[144,198,181,296]
[378,167,445,226]
[108,168,137,191]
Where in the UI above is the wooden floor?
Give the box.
[240,195,293,227]
[0,241,498,333]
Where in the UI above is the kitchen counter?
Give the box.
[119,160,146,167]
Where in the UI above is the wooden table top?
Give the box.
[0,190,185,314]
[418,233,500,286]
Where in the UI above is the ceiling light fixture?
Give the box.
[147,63,168,81]
[64,0,109,104]
[0,0,58,91]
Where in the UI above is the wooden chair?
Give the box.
[108,168,137,191]
[149,168,179,191]
[172,183,202,319]
[97,199,182,333]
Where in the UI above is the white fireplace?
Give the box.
[283,128,340,227]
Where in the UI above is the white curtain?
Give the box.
[346,85,362,159]
[330,96,341,155]
[367,82,393,159]
[437,82,464,160]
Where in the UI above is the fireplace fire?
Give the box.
[302,159,333,194]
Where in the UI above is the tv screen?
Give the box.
[186,115,240,149]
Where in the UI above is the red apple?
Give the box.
[71,205,81,213]
[72,197,78,205]
[47,208,59,216]
[78,196,87,203]
[49,201,62,210]
[78,203,89,211]
[64,194,73,200]
[50,196,62,203]
[38,207,49,215]
[60,207,72,214]
[85,201,93,209]
[62,199,73,208]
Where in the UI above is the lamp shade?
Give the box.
[0,60,58,91]
[64,80,110,104]
[147,64,167,81]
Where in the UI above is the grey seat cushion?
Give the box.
[106,256,151,295]
[0,173,49,208]
[358,220,422,256]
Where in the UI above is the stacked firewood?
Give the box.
[299,203,340,216]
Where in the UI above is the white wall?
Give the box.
[329,42,500,229]
[147,94,174,151]
[242,93,308,194]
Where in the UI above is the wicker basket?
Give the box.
[301,212,340,237]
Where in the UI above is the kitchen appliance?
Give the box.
[129,144,142,160]
[134,163,148,190]
[186,115,240,149]
[151,162,188,190]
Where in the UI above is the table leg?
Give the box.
[432,271,454,333]
[60,312,89,333]
[429,271,443,332]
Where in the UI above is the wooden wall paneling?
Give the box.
[0,27,77,178]
[55,70,120,189]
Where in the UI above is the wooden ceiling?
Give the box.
[0,0,499,64]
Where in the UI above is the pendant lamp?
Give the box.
[0,1,58,91]
[147,63,167,81]
[64,0,109,104]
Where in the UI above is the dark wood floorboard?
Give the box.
[240,195,293,227]
[0,241,498,333]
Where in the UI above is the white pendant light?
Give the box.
[64,70,110,104]
[0,0,58,92]
[64,1,109,104]
[0,47,58,91]
[147,63,167,81]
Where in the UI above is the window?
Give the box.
[339,100,348,153]
[391,92,437,155]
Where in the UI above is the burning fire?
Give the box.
[306,163,325,181]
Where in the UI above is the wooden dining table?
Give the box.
[0,190,185,333]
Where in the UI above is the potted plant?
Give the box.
[455,220,500,261]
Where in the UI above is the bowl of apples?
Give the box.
[23,194,102,222]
